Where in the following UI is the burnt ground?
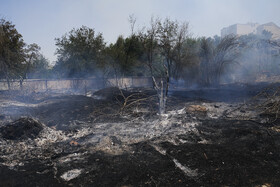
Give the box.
[0,83,280,186]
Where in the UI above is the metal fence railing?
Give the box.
[0,77,153,91]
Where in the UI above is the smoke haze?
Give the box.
[0,0,279,63]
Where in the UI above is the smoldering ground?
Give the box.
[0,82,280,186]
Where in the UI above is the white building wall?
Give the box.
[236,23,259,35]
[221,24,237,37]
[221,22,280,39]
[257,22,280,39]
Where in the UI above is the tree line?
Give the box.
[0,19,50,88]
[1,17,280,89]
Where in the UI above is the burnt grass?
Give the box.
[0,83,280,186]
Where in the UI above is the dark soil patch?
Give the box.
[28,87,158,130]
[58,144,193,186]
[161,119,280,186]
[1,119,279,186]
[1,84,280,186]
[0,117,44,140]
[0,160,65,187]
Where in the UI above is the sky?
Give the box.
[0,0,280,64]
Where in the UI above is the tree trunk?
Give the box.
[6,76,10,90]
[159,80,165,114]
[20,79,23,90]
[152,77,166,115]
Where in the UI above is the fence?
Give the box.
[0,77,153,92]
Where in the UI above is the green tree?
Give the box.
[28,54,50,78]
[54,26,106,78]
[105,36,126,77]
[106,35,143,76]
[0,18,25,89]
[199,37,214,85]
[24,43,41,78]
[178,38,200,83]
[172,22,193,80]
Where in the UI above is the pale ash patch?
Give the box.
[60,169,82,181]
[150,144,199,178]
[173,158,198,177]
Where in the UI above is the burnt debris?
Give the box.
[0,84,280,186]
[0,117,44,140]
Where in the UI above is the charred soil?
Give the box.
[0,84,280,186]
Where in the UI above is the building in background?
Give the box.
[221,22,280,39]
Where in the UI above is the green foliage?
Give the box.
[106,35,144,76]
[176,38,200,82]
[54,26,106,78]
[27,54,50,78]
[0,18,25,83]
[24,43,41,78]
[199,37,214,85]
[1,15,275,87]
[0,19,51,83]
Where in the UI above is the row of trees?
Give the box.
[54,17,280,86]
[1,17,280,88]
[0,19,50,88]
[53,17,241,85]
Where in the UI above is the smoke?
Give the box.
[227,34,280,83]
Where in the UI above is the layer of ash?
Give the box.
[0,117,68,167]
[60,169,83,181]
[0,84,279,186]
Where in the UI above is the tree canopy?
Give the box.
[54,26,106,77]
[0,18,25,84]
[1,16,279,87]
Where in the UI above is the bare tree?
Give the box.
[199,35,240,86]
[214,35,240,85]
[138,17,191,114]
[157,18,178,79]
[128,14,137,35]
[136,17,169,114]
[138,16,160,76]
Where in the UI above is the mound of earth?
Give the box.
[0,117,44,140]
